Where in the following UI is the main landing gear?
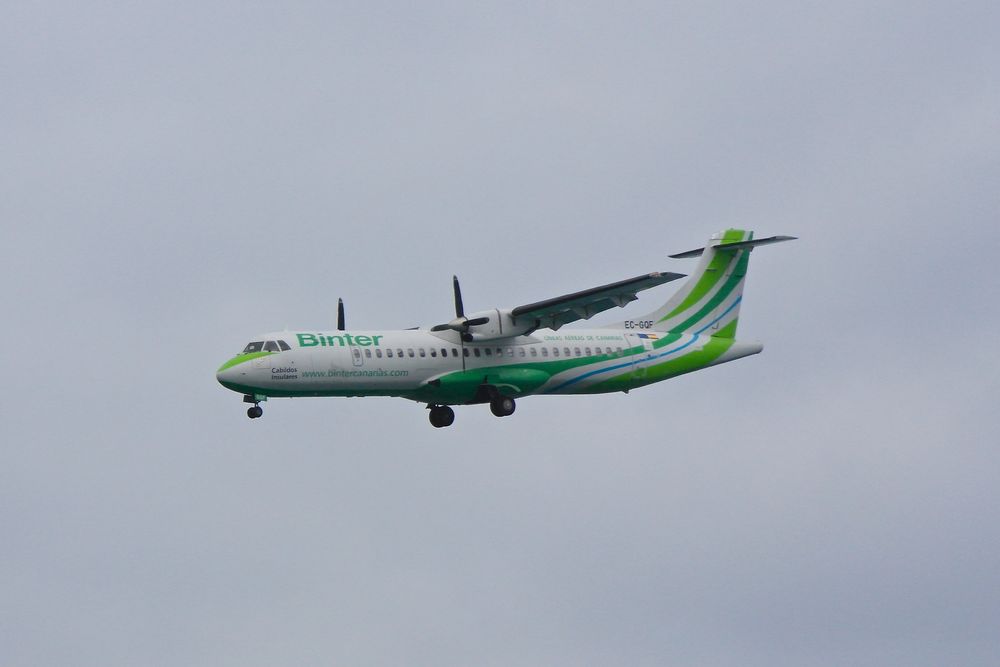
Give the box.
[244,395,264,419]
[427,396,517,428]
[490,396,516,417]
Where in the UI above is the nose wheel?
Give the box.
[243,395,264,419]
[428,405,455,428]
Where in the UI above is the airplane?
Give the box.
[216,229,794,427]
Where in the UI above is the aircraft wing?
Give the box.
[511,271,685,331]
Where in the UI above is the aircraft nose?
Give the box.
[216,361,240,388]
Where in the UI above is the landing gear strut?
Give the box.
[428,405,455,428]
[490,396,516,417]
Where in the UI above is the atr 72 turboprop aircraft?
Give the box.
[217,229,794,427]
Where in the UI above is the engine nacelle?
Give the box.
[464,308,536,340]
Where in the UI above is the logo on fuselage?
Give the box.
[296,333,384,348]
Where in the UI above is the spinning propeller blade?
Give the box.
[430,276,489,333]
[453,275,464,318]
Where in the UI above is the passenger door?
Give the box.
[626,332,656,382]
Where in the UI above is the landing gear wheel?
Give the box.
[490,396,516,417]
[247,405,263,419]
[429,405,455,428]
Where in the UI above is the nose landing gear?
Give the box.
[243,394,264,419]
[428,405,455,428]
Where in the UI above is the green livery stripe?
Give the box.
[651,332,683,349]
[659,229,748,323]
[719,228,748,244]
[217,351,275,372]
[660,250,733,321]
[713,319,738,339]
[637,335,735,384]
[413,346,646,404]
[224,347,652,404]
[581,334,735,393]
[452,345,644,379]
[667,250,749,337]
[218,378,405,398]
[567,367,633,393]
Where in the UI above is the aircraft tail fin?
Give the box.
[620,229,795,338]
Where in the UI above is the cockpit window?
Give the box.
[277,340,291,351]
[242,341,265,353]
[263,341,280,352]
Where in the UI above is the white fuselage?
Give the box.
[216,327,762,403]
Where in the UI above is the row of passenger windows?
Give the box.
[242,340,627,360]
[372,347,460,359]
[366,345,626,360]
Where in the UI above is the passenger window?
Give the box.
[606,347,613,355]
[485,348,492,356]
[530,348,537,357]
[419,348,426,357]
[376,349,383,358]
[496,348,503,356]
[585,347,591,356]
[518,348,525,357]
[474,348,482,357]
[242,341,264,353]
[430,349,437,357]
[442,348,448,357]
[564,347,571,357]
[397,348,404,357]
[264,341,280,352]
[553,348,560,357]
[364,349,372,358]
[574,347,581,357]
[387,349,393,358]
[451,349,458,357]
[541,348,549,357]
[277,340,291,351]
[616,347,623,355]
[463,348,470,357]
[505,348,513,357]
[408,349,415,357]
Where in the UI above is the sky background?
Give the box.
[2,1,999,665]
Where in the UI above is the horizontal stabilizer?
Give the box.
[669,235,797,259]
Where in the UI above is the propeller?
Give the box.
[430,276,489,336]
[453,275,464,319]
[337,298,345,331]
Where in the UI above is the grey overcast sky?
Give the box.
[2,2,999,665]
